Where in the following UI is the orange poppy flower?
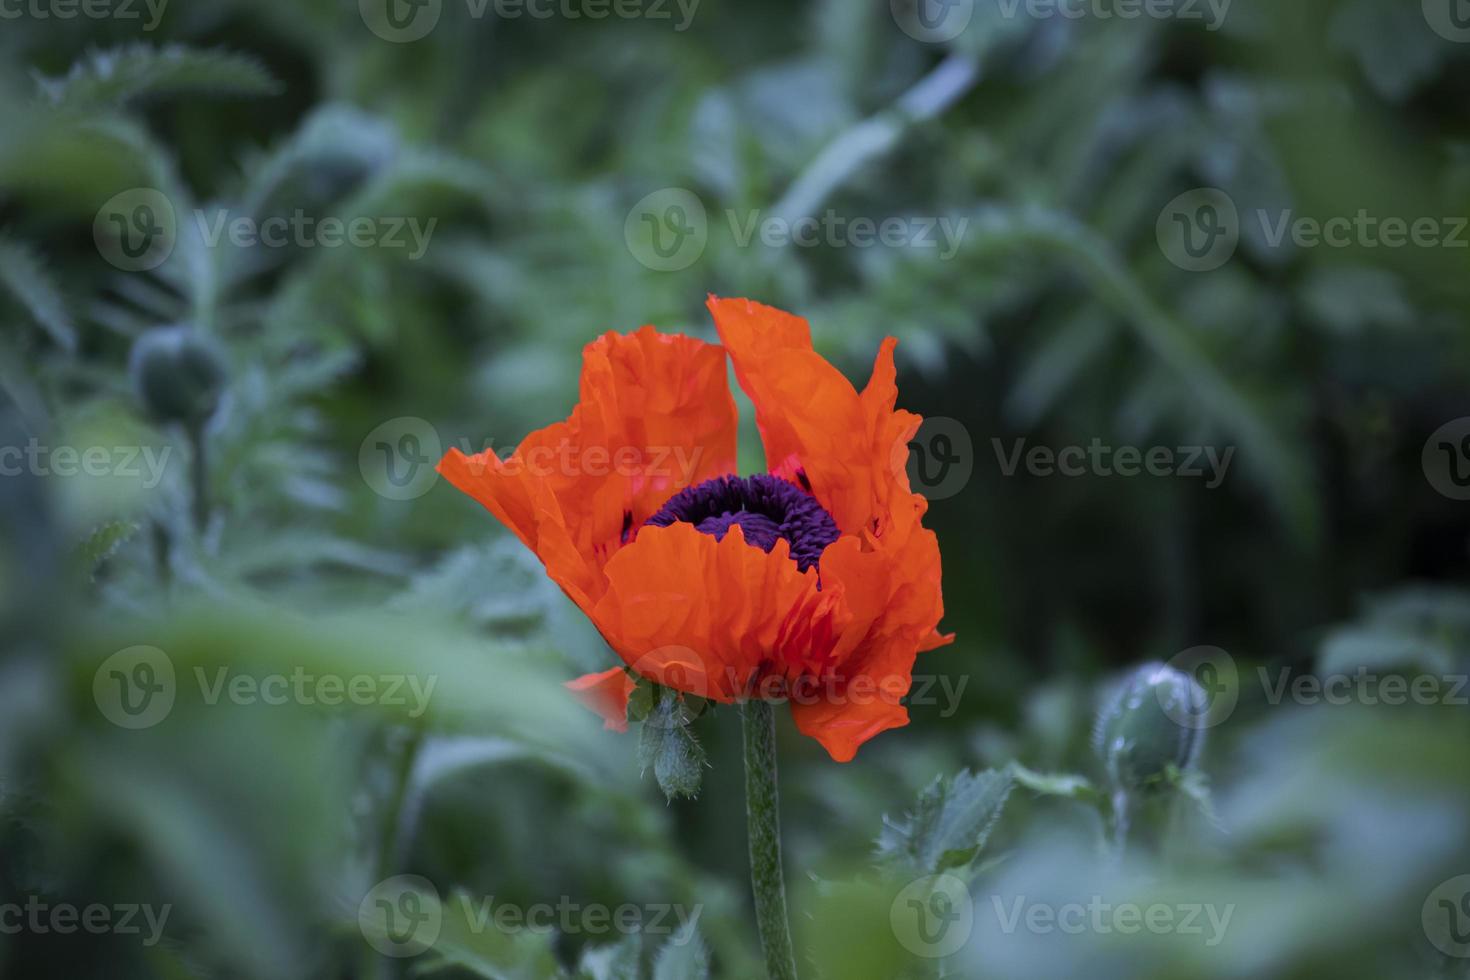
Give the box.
[438,297,951,762]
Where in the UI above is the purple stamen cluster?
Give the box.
[645,473,840,573]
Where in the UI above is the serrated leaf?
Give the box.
[876,768,1013,874]
[652,921,709,980]
[36,45,281,110]
[0,235,76,351]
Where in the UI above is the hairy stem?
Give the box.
[742,700,798,980]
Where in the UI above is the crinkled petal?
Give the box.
[790,697,910,764]
[705,297,951,762]
[590,522,847,703]
[566,668,635,732]
[438,326,738,614]
[791,495,952,762]
[706,296,921,538]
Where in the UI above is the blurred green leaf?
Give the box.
[0,235,75,351]
[409,887,564,980]
[36,44,282,110]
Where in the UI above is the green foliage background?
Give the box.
[1,0,1469,977]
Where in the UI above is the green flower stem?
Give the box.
[186,420,209,534]
[742,700,799,980]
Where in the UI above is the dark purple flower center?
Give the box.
[645,473,840,573]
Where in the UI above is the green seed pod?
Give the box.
[1093,662,1206,794]
[129,327,227,428]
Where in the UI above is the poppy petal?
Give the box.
[791,498,952,762]
[439,326,738,613]
[790,695,910,764]
[566,667,636,732]
[591,522,847,703]
[706,297,920,538]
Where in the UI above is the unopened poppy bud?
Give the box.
[1093,662,1205,794]
[129,327,226,428]
[638,687,706,801]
